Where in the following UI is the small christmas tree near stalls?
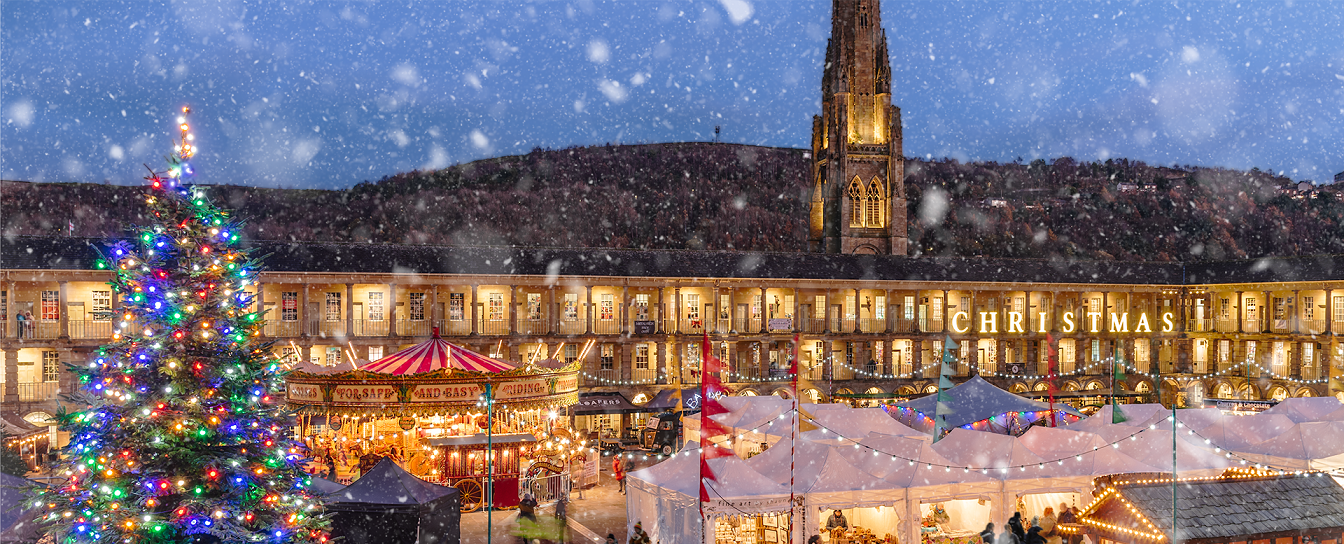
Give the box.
[31,108,329,543]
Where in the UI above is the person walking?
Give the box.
[613,455,626,494]
[979,523,995,544]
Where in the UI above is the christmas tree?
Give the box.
[31,108,329,543]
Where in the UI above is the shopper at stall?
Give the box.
[998,524,1019,544]
[1008,513,1026,543]
[1025,518,1045,544]
[1039,507,1060,544]
[825,510,849,531]
[980,523,996,544]
[1057,504,1077,544]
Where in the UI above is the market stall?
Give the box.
[285,330,580,511]
[626,444,792,544]
[325,458,460,544]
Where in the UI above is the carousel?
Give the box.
[284,330,581,512]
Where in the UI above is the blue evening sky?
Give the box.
[3,1,1341,189]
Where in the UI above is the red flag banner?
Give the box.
[699,331,733,505]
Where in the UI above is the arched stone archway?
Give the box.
[1085,380,1104,391]
[897,386,917,396]
[1032,382,1049,392]
[922,384,938,394]
[1062,381,1081,392]
[772,388,793,400]
[1294,387,1316,398]
[852,244,880,255]
[738,389,759,397]
[1268,386,1289,401]
[801,388,823,403]
[1214,382,1234,399]
[1134,381,1152,393]
[1009,383,1028,393]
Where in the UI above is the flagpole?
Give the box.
[789,334,800,544]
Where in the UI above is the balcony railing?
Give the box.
[1214,318,1238,333]
[309,321,346,337]
[1270,319,1291,334]
[717,318,732,334]
[516,319,548,336]
[799,317,825,333]
[1187,319,1213,333]
[682,319,705,335]
[17,382,59,401]
[920,319,944,333]
[857,317,885,333]
[440,319,471,336]
[396,320,433,337]
[1243,319,1261,332]
[68,320,114,339]
[892,319,918,333]
[632,367,655,383]
[662,317,678,334]
[352,320,389,337]
[479,318,509,336]
[596,368,618,383]
[264,321,303,337]
[1300,319,1326,335]
[19,322,60,339]
[558,318,585,336]
[1302,364,1322,380]
[593,319,619,335]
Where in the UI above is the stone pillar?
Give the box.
[301,284,310,338]
[549,287,558,335]
[621,286,630,336]
[254,279,265,330]
[586,286,594,334]
[1327,289,1334,335]
[1235,291,1244,333]
[470,285,479,335]
[1263,291,1272,332]
[672,288,681,334]
[430,286,439,329]
[345,283,354,338]
[942,290,950,333]
[1292,290,1300,334]
[388,282,397,337]
[58,280,69,339]
[510,285,520,336]
[3,349,17,403]
[656,340,667,385]
[912,341,923,377]
[759,287,767,333]
[4,280,14,339]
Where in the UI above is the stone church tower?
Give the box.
[809,0,907,255]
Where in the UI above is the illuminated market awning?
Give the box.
[362,331,515,375]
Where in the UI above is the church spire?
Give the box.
[810,0,907,255]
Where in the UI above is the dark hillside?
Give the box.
[3,143,1340,262]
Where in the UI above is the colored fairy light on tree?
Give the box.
[29,107,329,544]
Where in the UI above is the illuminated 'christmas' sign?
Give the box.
[947,311,1176,335]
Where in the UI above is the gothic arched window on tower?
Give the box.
[848,177,864,227]
[866,178,884,228]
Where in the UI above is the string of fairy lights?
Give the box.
[664,408,1344,479]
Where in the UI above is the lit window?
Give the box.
[41,290,60,321]
[600,294,614,321]
[449,293,465,321]
[91,291,112,321]
[865,178,883,227]
[408,293,425,321]
[281,292,298,322]
[325,292,341,322]
[848,178,864,227]
[528,293,542,320]
[42,351,60,382]
[600,345,614,370]
[487,293,504,320]
[367,291,384,322]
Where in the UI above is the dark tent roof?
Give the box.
[1,472,42,542]
[645,388,708,412]
[895,375,1083,429]
[306,476,346,496]
[574,392,645,415]
[1109,475,1344,538]
[328,458,457,508]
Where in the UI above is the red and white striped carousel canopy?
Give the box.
[361,332,515,375]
